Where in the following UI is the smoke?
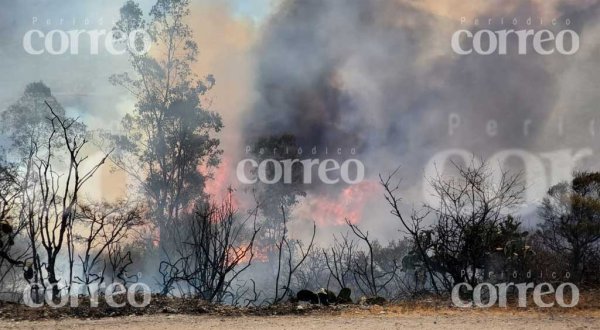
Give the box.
[184,1,261,201]
[2,0,600,302]
[238,0,600,239]
[2,0,600,241]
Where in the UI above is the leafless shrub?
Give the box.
[0,163,27,287]
[346,219,399,298]
[20,102,111,300]
[381,161,526,293]
[159,190,260,303]
[323,232,357,290]
[271,206,316,304]
[294,248,330,291]
[73,201,143,292]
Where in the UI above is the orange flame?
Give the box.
[203,156,234,201]
[228,243,269,266]
[295,180,379,226]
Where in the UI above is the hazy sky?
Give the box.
[0,0,277,129]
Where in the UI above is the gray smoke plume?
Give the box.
[242,0,600,237]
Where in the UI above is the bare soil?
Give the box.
[1,291,600,329]
[1,309,599,330]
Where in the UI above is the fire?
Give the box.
[295,180,379,226]
[200,156,249,211]
[201,155,379,227]
[203,156,234,201]
[228,243,269,266]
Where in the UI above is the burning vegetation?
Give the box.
[1,0,600,324]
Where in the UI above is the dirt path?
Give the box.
[1,312,599,330]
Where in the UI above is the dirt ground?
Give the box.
[1,310,599,330]
[2,293,600,330]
